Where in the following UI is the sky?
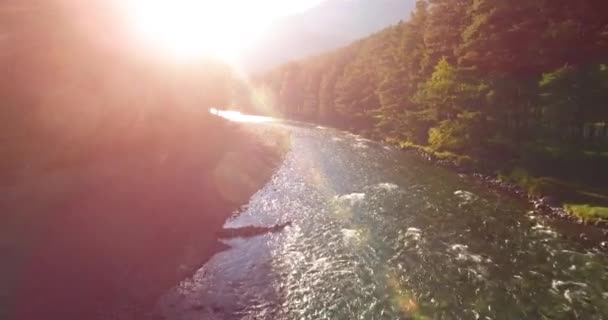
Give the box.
[120,0,327,62]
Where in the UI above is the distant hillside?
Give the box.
[255,0,608,210]
[241,0,415,72]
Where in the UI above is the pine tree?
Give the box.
[258,0,608,152]
[459,0,545,76]
[422,0,472,73]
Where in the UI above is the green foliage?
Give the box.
[257,0,607,150]
[455,155,475,168]
[423,0,471,73]
[539,64,608,143]
[256,0,608,210]
[428,111,484,152]
[527,177,564,198]
[564,204,608,222]
[414,58,462,121]
[428,122,461,152]
[399,140,475,169]
[498,168,559,197]
[497,168,527,195]
[504,167,532,185]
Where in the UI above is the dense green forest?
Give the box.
[254,0,608,205]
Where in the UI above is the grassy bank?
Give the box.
[564,204,608,222]
[393,139,608,224]
[499,169,608,223]
[2,117,290,319]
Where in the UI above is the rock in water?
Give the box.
[217,222,292,239]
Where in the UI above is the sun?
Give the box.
[119,0,326,62]
[121,0,263,61]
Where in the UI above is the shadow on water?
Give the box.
[160,232,286,319]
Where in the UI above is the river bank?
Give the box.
[2,120,289,320]
[157,122,608,319]
[275,118,607,228]
[396,142,608,230]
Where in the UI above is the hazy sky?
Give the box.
[121,0,327,61]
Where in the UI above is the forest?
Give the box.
[3,2,608,318]
[254,0,608,217]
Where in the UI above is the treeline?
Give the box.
[255,0,608,160]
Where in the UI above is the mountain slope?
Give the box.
[241,0,415,72]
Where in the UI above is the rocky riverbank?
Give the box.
[400,145,608,230]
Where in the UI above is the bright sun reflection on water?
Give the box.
[210,108,275,123]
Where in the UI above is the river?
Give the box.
[158,118,608,319]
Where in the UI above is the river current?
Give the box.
[159,122,608,319]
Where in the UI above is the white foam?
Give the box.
[532,224,558,237]
[454,190,478,203]
[352,141,368,149]
[450,244,468,251]
[335,193,366,206]
[449,244,486,263]
[457,253,484,263]
[308,257,331,274]
[341,229,362,243]
[404,227,422,241]
[375,182,399,191]
[551,280,588,291]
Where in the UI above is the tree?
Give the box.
[540,64,608,143]
[459,0,546,76]
[428,111,484,152]
[422,0,472,73]
[414,58,483,121]
[257,0,608,154]
[318,66,338,123]
[278,63,303,116]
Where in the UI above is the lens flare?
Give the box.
[120,0,325,62]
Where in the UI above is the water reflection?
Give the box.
[159,123,608,319]
[210,108,275,123]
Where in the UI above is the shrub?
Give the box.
[428,112,483,153]
[455,155,474,168]
[527,177,562,197]
[506,167,531,185]
[428,122,464,152]
[564,204,608,222]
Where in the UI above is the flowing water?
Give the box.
[159,122,608,319]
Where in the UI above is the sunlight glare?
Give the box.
[125,0,244,60]
[121,0,325,62]
[210,109,274,123]
[209,108,275,123]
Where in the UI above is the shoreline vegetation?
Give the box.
[395,141,608,227]
[252,0,608,225]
